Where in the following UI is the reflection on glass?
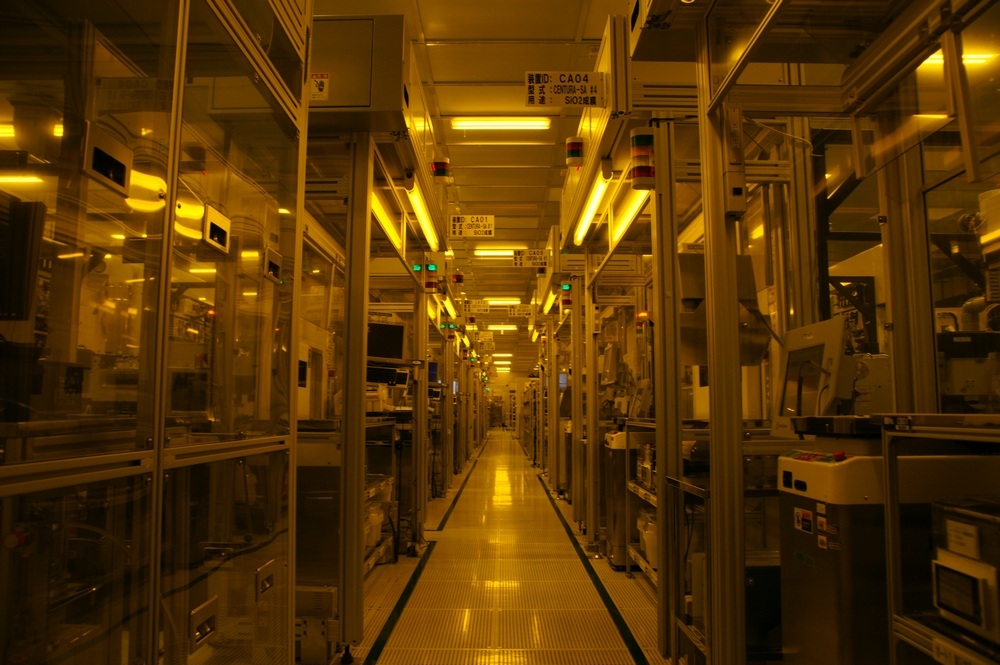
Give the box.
[0,2,174,464]
[165,0,299,442]
[1,474,152,662]
[924,152,1000,413]
[161,451,289,660]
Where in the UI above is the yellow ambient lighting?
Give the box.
[444,296,458,319]
[242,291,258,297]
[0,125,14,137]
[542,290,557,313]
[405,183,440,252]
[278,208,291,214]
[496,367,512,373]
[241,250,260,259]
[189,268,217,274]
[611,189,649,244]
[474,248,516,257]
[486,298,521,306]
[923,52,997,65]
[487,324,519,331]
[57,251,85,259]
[0,175,43,184]
[531,329,540,342]
[111,234,126,240]
[493,360,512,365]
[493,353,513,357]
[371,191,402,251]
[53,124,63,137]
[751,224,764,240]
[451,117,551,131]
[573,173,611,245]
[175,199,205,220]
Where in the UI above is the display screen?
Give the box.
[367,323,405,360]
[935,563,983,625]
[779,344,826,417]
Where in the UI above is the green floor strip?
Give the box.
[536,473,650,665]
[362,540,437,665]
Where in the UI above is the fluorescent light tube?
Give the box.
[452,117,551,131]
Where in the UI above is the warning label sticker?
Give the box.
[794,508,814,534]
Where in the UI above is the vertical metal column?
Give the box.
[413,293,429,541]
[547,322,559,483]
[570,275,585,522]
[585,279,600,548]
[443,340,455,487]
[698,58,747,665]
[457,359,468,469]
[877,107,938,412]
[341,133,374,647]
[649,120,682,659]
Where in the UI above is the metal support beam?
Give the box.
[649,119,682,660]
[585,278,600,549]
[698,32,747,665]
[570,275,585,523]
[413,293,429,543]
[341,133,374,647]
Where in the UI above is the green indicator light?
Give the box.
[440,323,446,329]
[448,323,456,329]
[413,264,422,272]
[561,283,571,291]
[426,263,438,272]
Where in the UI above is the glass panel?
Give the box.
[923,152,1000,413]
[160,450,290,663]
[961,3,1000,162]
[168,0,299,442]
[0,1,178,463]
[708,0,914,96]
[229,0,303,100]
[1,473,153,662]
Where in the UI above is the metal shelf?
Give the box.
[627,480,657,506]
[363,536,394,575]
[364,474,393,500]
[893,615,1000,665]
[626,543,658,586]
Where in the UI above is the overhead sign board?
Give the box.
[464,299,490,314]
[513,249,547,268]
[525,71,605,108]
[479,341,496,351]
[450,214,494,237]
[477,331,494,341]
[508,305,534,318]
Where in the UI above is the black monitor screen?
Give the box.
[367,323,405,360]
[779,344,825,417]
[428,361,438,384]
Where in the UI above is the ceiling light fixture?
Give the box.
[487,324,519,331]
[474,248,516,257]
[405,181,440,252]
[451,117,551,131]
[0,175,43,184]
[542,290,558,314]
[611,189,649,245]
[493,353,513,358]
[371,191,402,251]
[573,166,612,245]
[444,296,458,319]
[493,360,512,365]
[485,297,521,306]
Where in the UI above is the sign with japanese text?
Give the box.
[525,71,605,107]
[464,299,491,314]
[508,305,534,318]
[513,249,547,268]
[450,215,494,237]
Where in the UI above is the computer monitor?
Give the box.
[771,318,855,438]
[367,322,406,361]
